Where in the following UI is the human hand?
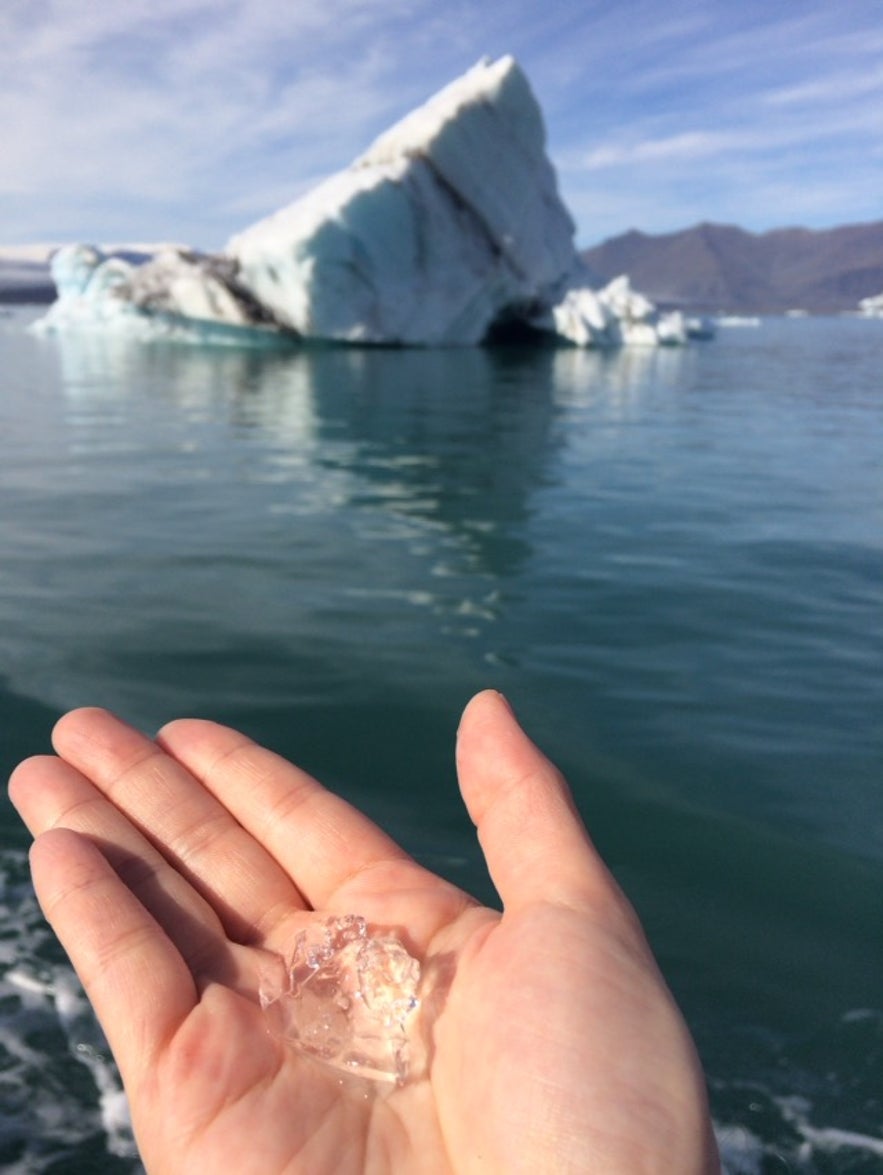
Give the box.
[9,690,719,1173]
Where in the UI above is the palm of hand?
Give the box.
[10,692,718,1174]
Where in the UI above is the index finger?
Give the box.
[156,719,415,905]
[155,719,472,941]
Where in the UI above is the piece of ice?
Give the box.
[259,915,421,1085]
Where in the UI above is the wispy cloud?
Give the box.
[580,131,752,170]
[1,0,881,246]
[762,64,883,108]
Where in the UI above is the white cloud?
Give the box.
[2,0,882,245]
[762,64,883,108]
[579,130,750,170]
[1,0,444,243]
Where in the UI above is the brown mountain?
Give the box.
[581,221,883,314]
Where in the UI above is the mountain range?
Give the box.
[6,219,883,316]
[581,220,883,315]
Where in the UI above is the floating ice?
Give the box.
[859,291,883,316]
[228,55,576,345]
[259,914,421,1085]
[35,243,289,344]
[33,57,684,349]
[532,274,687,347]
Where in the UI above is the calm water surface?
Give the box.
[1,308,881,1172]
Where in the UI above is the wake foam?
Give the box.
[0,849,140,1172]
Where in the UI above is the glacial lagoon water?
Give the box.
[0,306,881,1171]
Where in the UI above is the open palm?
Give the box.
[9,690,718,1174]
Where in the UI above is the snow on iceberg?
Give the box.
[36,56,683,349]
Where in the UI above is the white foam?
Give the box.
[51,965,140,1159]
[4,967,55,999]
[778,1096,883,1160]
[0,849,141,1169]
[715,1124,764,1175]
[714,1092,883,1174]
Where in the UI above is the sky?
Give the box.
[2,0,881,250]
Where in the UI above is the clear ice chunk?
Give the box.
[259,914,421,1084]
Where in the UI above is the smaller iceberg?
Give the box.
[36,243,293,345]
[35,57,684,349]
[534,273,686,347]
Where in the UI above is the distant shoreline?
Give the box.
[581,219,883,316]
[0,286,56,305]
[0,247,54,304]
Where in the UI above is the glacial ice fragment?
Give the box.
[259,915,420,1085]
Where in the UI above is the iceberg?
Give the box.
[858,292,883,317]
[37,243,290,343]
[531,273,686,347]
[228,56,576,345]
[35,56,683,349]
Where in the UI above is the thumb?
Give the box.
[456,691,626,914]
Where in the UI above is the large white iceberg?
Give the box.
[228,56,576,345]
[36,56,683,348]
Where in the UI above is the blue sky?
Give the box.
[2,0,881,249]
